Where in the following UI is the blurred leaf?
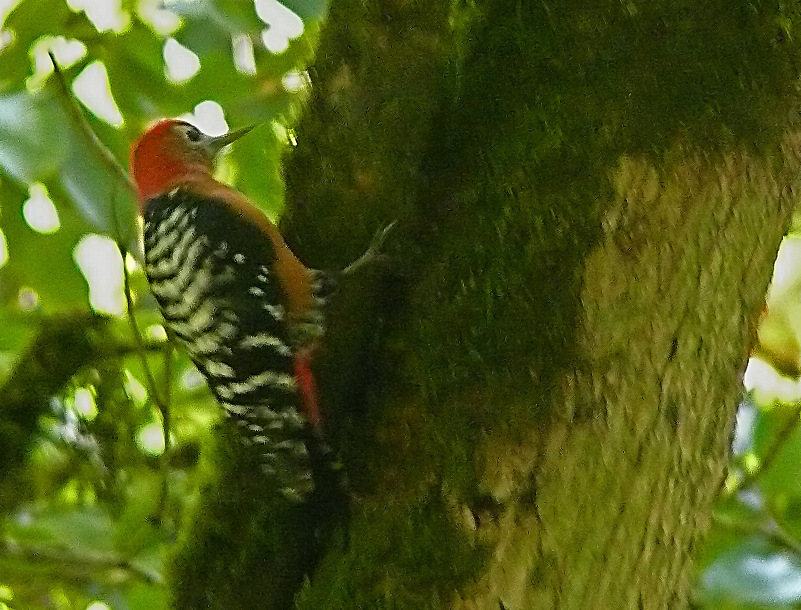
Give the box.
[752,406,801,499]
[0,0,94,90]
[102,20,185,121]
[228,123,284,217]
[5,505,115,555]
[0,87,138,237]
[0,92,69,184]
[699,539,801,606]
[756,310,801,380]
[281,0,328,21]
[114,473,166,556]
[124,582,169,610]
[778,497,801,542]
[0,171,90,312]
[0,311,35,357]
[170,0,263,36]
[700,497,766,571]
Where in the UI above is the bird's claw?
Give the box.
[342,220,397,276]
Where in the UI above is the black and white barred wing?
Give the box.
[142,189,312,500]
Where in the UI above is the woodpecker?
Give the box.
[130,119,383,501]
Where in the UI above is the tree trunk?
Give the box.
[276,1,801,608]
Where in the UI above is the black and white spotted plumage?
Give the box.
[143,187,329,501]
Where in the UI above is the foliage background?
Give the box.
[0,1,324,608]
[0,1,801,608]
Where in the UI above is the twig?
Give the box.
[49,49,176,515]
[162,341,173,451]
[713,512,801,556]
[153,340,174,523]
[98,340,168,359]
[53,37,177,458]
[119,243,171,452]
[727,399,801,495]
[47,51,136,194]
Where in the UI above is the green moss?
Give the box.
[400,0,801,409]
[296,493,486,610]
[167,426,322,610]
[282,0,454,267]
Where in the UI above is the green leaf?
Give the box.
[5,505,116,555]
[228,124,284,218]
[124,582,169,610]
[0,92,69,184]
[101,19,188,121]
[280,0,328,21]
[170,0,263,36]
[0,87,138,242]
[0,172,90,312]
[699,498,765,570]
[752,405,801,498]
[0,0,93,90]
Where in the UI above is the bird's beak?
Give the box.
[208,125,256,155]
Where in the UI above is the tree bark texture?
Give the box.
[185,0,801,608]
[454,146,801,608]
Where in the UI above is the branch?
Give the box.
[119,244,172,454]
[713,512,801,556]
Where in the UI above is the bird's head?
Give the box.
[130,119,253,207]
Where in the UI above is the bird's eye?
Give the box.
[185,126,201,142]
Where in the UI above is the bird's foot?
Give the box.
[342,221,397,277]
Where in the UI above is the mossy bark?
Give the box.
[450,146,801,608]
[174,0,801,608]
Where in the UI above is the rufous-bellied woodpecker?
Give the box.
[130,119,387,502]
